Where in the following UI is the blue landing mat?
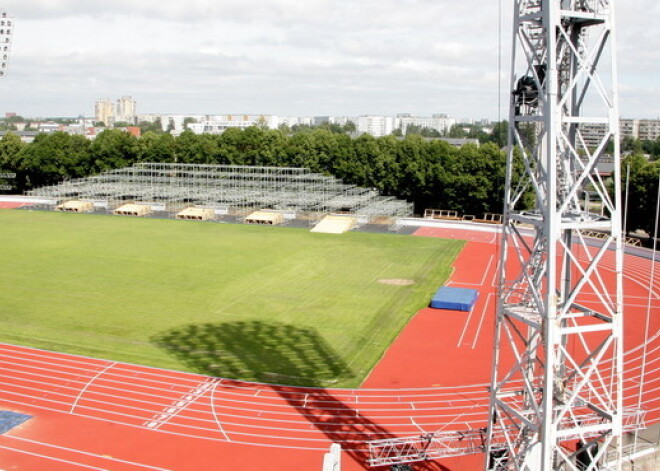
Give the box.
[430,286,479,311]
[0,411,32,434]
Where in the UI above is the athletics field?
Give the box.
[0,210,462,387]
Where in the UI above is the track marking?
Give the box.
[144,377,217,430]
[472,293,494,350]
[2,435,171,470]
[70,362,116,413]
[490,255,500,287]
[457,301,476,348]
[0,444,107,470]
[210,379,232,442]
[479,254,495,286]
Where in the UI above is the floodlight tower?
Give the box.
[486,1,642,470]
[0,8,13,77]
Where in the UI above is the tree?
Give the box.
[285,129,340,173]
[395,135,429,202]
[5,115,25,123]
[136,131,176,163]
[404,124,423,136]
[447,125,467,138]
[343,121,357,133]
[620,154,659,235]
[89,129,139,172]
[0,132,25,190]
[277,123,292,136]
[422,127,442,138]
[339,133,378,187]
[175,130,218,164]
[641,137,660,159]
[138,119,163,135]
[488,121,509,148]
[183,117,197,131]
[13,132,91,190]
[621,136,643,154]
[291,123,314,134]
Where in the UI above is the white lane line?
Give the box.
[490,255,500,287]
[70,362,117,413]
[472,293,494,350]
[210,379,232,442]
[3,435,172,470]
[479,254,495,286]
[457,300,476,348]
[0,444,106,470]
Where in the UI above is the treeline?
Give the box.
[0,127,507,216]
[621,153,660,236]
[2,126,657,233]
[620,136,660,159]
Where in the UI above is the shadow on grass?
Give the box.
[151,320,452,470]
[151,320,353,387]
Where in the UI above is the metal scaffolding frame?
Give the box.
[367,409,645,468]
[28,163,413,218]
[485,1,636,470]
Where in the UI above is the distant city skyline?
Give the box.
[0,1,658,120]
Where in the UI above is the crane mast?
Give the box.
[485,1,639,469]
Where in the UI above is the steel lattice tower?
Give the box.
[485,1,642,469]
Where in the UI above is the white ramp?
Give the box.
[311,215,357,234]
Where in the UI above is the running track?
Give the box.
[0,224,657,470]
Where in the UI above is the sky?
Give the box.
[1,0,658,120]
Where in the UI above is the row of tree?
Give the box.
[620,153,660,235]
[0,126,657,235]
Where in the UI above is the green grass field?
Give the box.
[0,210,463,387]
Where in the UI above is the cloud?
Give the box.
[0,0,657,119]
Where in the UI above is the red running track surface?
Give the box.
[0,203,33,209]
[0,225,657,470]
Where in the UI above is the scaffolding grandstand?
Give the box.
[28,162,414,219]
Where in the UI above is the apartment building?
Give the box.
[115,96,137,124]
[356,115,395,137]
[94,99,114,126]
[580,118,660,148]
[396,113,457,135]
[94,96,137,126]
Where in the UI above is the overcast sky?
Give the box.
[1,0,658,120]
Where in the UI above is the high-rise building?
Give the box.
[94,96,137,126]
[116,96,137,124]
[94,98,114,126]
